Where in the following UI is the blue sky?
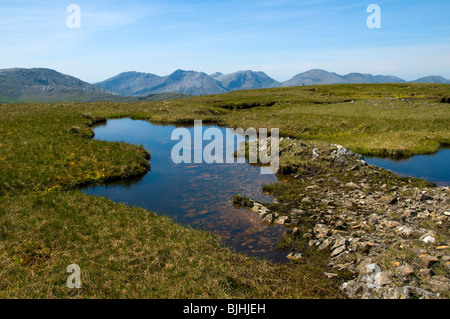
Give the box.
[1,0,449,82]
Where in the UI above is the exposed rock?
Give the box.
[331,245,347,257]
[331,144,366,165]
[274,216,290,225]
[396,264,415,277]
[239,136,449,299]
[286,252,302,261]
[285,218,300,227]
[421,234,436,244]
[313,224,330,238]
[427,276,450,293]
[382,196,398,205]
[262,214,274,226]
[312,148,320,159]
[418,255,439,268]
[374,271,393,287]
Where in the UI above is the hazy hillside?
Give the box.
[281,69,450,87]
[282,69,348,86]
[342,73,405,84]
[215,70,280,92]
[97,69,225,96]
[412,76,450,84]
[0,68,118,103]
[209,72,223,78]
[0,68,190,103]
[96,71,165,96]
[145,69,225,96]
[97,70,280,96]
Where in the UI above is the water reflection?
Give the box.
[83,118,288,262]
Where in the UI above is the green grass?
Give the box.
[69,83,449,158]
[1,83,449,298]
[0,191,340,298]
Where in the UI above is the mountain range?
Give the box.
[1,67,449,103]
[97,68,450,96]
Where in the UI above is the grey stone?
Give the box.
[261,214,274,226]
[331,245,347,257]
[418,255,439,268]
[374,271,392,287]
[396,264,414,277]
[273,216,290,225]
[421,234,436,244]
[286,252,302,261]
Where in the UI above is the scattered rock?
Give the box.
[312,148,320,159]
[418,255,439,268]
[286,252,302,261]
[422,234,436,244]
[273,216,290,225]
[240,137,449,299]
[331,245,347,257]
[345,182,359,189]
[383,196,398,205]
[262,214,274,226]
[396,264,414,277]
[374,271,393,287]
[313,224,330,238]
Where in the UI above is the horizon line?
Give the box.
[1,66,449,84]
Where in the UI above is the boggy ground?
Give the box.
[1,83,449,298]
[235,138,449,298]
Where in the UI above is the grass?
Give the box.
[0,191,340,298]
[1,83,449,298]
[70,83,449,158]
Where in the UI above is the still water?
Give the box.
[83,118,287,262]
[365,149,450,187]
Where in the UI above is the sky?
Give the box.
[0,0,449,83]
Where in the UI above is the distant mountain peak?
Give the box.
[283,69,347,86]
[209,72,223,78]
[215,70,280,92]
[413,75,450,84]
[0,68,117,103]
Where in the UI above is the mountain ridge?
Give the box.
[1,67,449,103]
[98,68,450,96]
[0,68,123,103]
[0,68,189,103]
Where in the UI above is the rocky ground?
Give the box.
[235,138,449,299]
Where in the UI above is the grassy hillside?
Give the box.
[98,83,450,157]
[1,83,449,298]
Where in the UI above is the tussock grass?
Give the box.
[75,83,449,158]
[0,191,342,298]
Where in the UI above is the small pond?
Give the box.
[83,118,287,262]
